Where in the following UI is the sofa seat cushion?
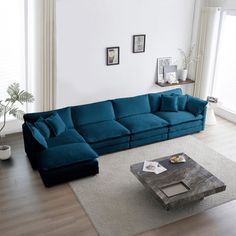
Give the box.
[78,120,130,143]
[118,113,168,134]
[37,143,98,171]
[46,129,85,148]
[131,127,168,141]
[169,120,203,133]
[155,111,203,125]
[91,136,129,149]
[130,133,168,148]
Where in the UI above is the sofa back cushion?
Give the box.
[34,117,51,138]
[112,94,150,119]
[45,112,67,136]
[172,94,188,111]
[24,107,74,129]
[72,101,115,127]
[160,95,178,112]
[149,88,182,112]
[26,122,48,150]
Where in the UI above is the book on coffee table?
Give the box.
[142,160,167,175]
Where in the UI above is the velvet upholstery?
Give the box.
[26,122,48,150]
[169,120,203,133]
[186,95,208,116]
[130,134,168,148]
[72,101,115,127]
[112,94,151,119]
[149,88,182,112]
[90,136,129,149]
[22,88,207,187]
[45,112,66,136]
[160,95,178,112]
[172,94,188,111]
[78,120,130,143]
[24,107,74,129]
[155,111,203,125]
[34,117,51,138]
[118,113,168,134]
[94,142,130,155]
[37,143,98,171]
[46,129,85,148]
[131,127,168,141]
[39,159,99,187]
[168,125,203,139]
[22,123,44,169]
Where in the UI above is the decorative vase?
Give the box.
[180,69,188,81]
[0,145,11,160]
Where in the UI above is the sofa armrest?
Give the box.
[186,95,208,116]
[22,123,41,169]
[201,106,208,130]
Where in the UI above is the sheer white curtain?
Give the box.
[27,0,55,112]
[43,0,56,111]
[194,7,221,99]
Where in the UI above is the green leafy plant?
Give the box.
[178,44,199,70]
[0,83,34,134]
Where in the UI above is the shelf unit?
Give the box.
[156,78,195,87]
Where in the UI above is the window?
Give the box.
[213,11,236,114]
[0,0,26,107]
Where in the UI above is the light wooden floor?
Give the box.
[0,116,236,236]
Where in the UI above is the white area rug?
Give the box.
[70,136,236,236]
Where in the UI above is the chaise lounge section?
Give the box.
[22,88,208,187]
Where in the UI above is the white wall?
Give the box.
[56,0,196,107]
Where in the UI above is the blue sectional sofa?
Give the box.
[22,88,208,187]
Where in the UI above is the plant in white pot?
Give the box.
[0,83,34,160]
[178,45,199,81]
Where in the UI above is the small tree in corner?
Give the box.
[0,83,34,160]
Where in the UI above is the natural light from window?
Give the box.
[0,0,26,101]
[213,12,236,114]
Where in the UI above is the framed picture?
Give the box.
[157,57,172,83]
[133,34,146,53]
[106,47,120,66]
[164,65,178,84]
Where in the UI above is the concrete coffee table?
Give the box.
[130,153,226,210]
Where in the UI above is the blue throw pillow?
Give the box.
[186,95,208,116]
[171,94,187,111]
[34,117,50,138]
[45,112,66,136]
[160,95,178,112]
[26,122,48,150]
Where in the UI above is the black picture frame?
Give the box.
[106,47,120,66]
[133,34,146,53]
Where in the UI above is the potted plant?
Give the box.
[0,83,34,160]
[178,45,199,81]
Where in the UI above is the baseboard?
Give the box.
[215,107,236,124]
